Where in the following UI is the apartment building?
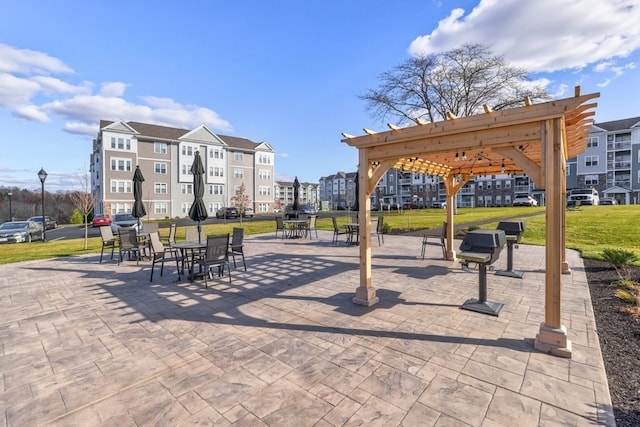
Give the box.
[274,180,319,210]
[90,120,275,219]
[570,116,640,204]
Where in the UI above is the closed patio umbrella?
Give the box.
[292,176,300,217]
[188,151,208,243]
[132,165,146,230]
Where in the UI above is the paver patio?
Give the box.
[0,231,614,426]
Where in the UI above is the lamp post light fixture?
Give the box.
[37,168,47,242]
[7,191,12,221]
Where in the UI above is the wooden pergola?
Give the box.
[342,87,599,358]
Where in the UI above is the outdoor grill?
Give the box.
[495,221,526,278]
[457,229,506,316]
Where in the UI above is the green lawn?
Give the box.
[0,205,637,264]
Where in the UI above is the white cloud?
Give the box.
[0,43,234,137]
[99,82,127,97]
[409,0,640,73]
[0,43,72,75]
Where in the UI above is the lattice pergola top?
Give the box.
[342,87,599,181]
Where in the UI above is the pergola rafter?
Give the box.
[342,87,599,358]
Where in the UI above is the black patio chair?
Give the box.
[148,231,181,281]
[118,227,142,265]
[99,226,117,263]
[331,217,348,245]
[275,216,287,239]
[228,227,246,271]
[376,216,385,246]
[195,234,231,288]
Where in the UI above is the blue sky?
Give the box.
[1,0,639,192]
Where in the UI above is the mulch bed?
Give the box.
[584,258,640,426]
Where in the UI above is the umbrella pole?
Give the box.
[197,221,202,244]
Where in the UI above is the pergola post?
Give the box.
[535,118,572,357]
[352,148,379,307]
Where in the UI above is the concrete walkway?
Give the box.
[0,231,614,426]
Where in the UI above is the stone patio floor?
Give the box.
[0,231,615,426]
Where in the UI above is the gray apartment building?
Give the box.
[90,120,276,219]
[319,116,640,208]
[569,116,640,204]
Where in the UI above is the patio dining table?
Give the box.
[283,219,308,239]
[345,223,359,245]
[172,241,206,280]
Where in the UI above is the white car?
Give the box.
[513,195,538,207]
[110,213,140,233]
[242,207,254,218]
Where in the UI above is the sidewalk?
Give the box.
[0,232,614,426]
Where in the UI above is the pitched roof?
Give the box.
[99,120,261,150]
[594,116,640,132]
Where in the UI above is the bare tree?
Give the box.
[68,168,96,249]
[231,183,251,224]
[360,44,551,125]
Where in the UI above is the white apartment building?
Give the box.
[274,180,319,210]
[90,120,275,219]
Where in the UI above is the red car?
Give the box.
[92,214,112,227]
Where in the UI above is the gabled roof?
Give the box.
[99,120,262,150]
[593,117,640,132]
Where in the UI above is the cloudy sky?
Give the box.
[1,0,639,191]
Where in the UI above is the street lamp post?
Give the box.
[7,191,12,221]
[38,168,47,242]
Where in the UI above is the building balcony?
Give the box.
[607,161,631,169]
[607,142,631,151]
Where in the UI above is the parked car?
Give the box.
[0,221,43,243]
[216,207,239,219]
[28,215,58,230]
[285,204,317,219]
[432,201,446,209]
[92,214,112,227]
[403,203,420,209]
[242,207,254,218]
[599,197,616,205]
[512,194,538,207]
[110,213,140,233]
[567,188,599,206]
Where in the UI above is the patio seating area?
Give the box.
[0,231,614,425]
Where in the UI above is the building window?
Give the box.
[214,167,223,177]
[585,155,598,167]
[154,162,167,174]
[585,175,598,186]
[587,137,598,148]
[208,184,223,195]
[182,184,193,194]
[234,169,244,179]
[181,146,194,156]
[154,183,167,194]
[111,158,132,171]
[181,202,190,214]
[210,148,224,159]
[259,169,271,179]
[110,180,132,193]
[234,152,244,162]
[259,186,271,196]
[110,137,131,150]
[495,181,501,189]
[154,202,168,215]
[110,203,132,214]
[154,142,167,154]
[258,154,271,164]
